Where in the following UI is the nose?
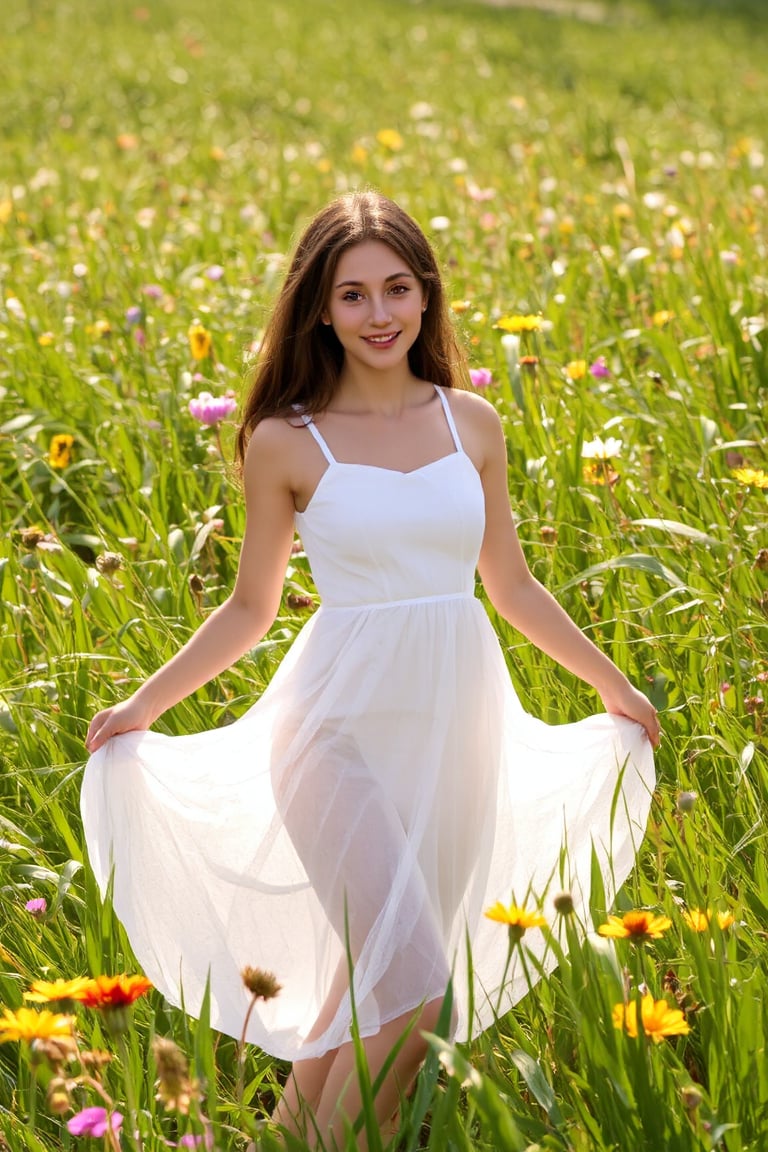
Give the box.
[370,296,392,325]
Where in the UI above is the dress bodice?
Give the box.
[294,387,486,608]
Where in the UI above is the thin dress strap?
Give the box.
[433,385,464,452]
[300,414,337,465]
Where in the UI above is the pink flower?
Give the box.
[205,264,225,281]
[469,367,493,389]
[188,392,238,426]
[67,1107,123,1138]
[142,283,163,300]
[25,898,47,919]
[589,357,611,379]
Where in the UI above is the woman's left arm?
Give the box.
[470,398,660,747]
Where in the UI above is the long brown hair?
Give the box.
[235,191,468,466]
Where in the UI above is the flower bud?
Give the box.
[676,791,698,814]
[553,891,574,916]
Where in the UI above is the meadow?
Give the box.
[1,0,767,1147]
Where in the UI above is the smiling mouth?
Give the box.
[363,332,400,346]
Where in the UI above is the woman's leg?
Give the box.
[310,996,444,1151]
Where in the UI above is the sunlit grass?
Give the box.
[1,0,767,1147]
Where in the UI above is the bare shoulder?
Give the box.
[442,386,504,469]
[242,415,306,486]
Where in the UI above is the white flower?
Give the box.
[581,436,623,460]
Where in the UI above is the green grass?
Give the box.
[1,0,767,1147]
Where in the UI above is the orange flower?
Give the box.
[612,994,690,1043]
[598,910,672,942]
[75,974,153,1008]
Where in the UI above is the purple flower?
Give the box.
[67,1107,123,1138]
[142,283,164,300]
[125,305,143,325]
[589,357,611,379]
[188,391,238,426]
[205,264,225,282]
[25,898,47,919]
[134,327,146,348]
[469,367,493,389]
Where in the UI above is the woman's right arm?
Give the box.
[85,422,297,753]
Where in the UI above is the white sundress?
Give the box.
[80,385,655,1061]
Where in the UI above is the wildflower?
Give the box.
[188,391,238,425]
[125,305,143,325]
[469,367,493,389]
[143,283,164,299]
[732,467,768,489]
[429,216,451,231]
[38,332,55,346]
[484,902,547,942]
[25,897,47,919]
[450,299,471,313]
[49,434,74,469]
[376,128,404,151]
[25,978,92,1003]
[188,321,213,360]
[676,790,698,813]
[205,264,225,281]
[581,436,622,460]
[652,310,676,327]
[598,910,672,941]
[612,994,690,1042]
[565,360,587,380]
[495,314,542,334]
[86,318,111,339]
[0,1007,74,1044]
[682,909,735,932]
[76,973,152,1036]
[153,1036,199,1114]
[519,355,538,371]
[241,967,283,1000]
[67,1106,123,1138]
[75,974,152,1008]
[589,357,611,379]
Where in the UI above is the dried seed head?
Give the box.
[152,1036,198,1115]
[95,551,124,574]
[46,1076,72,1115]
[20,527,46,550]
[241,966,282,1000]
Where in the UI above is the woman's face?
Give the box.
[322,241,426,373]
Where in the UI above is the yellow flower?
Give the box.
[350,144,368,165]
[485,902,547,942]
[48,434,74,469]
[25,978,93,1004]
[38,332,55,346]
[86,318,111,339]
[732,467,768,490]
[451,299,472,314]
[188,321,212,360]
[376,129,404,151]
[612,994,690,1043]
[0,1007,74,1044]
[495,314,543,334]
[682,908,735,932]
[565,359,587,380]
[652,310,676,328]
[598,910,672,942]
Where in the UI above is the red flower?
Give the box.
[75,974,153,1009]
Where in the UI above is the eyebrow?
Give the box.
[334,271,416,288]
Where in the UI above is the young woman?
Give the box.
[82,191,658,1147]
